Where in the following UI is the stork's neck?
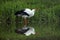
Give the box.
[31,9,35,15]
[32,9,35,12]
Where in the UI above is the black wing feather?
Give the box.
[15,9,29,16]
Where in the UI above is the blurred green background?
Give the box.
[0,0,60,40]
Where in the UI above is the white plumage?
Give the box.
[24,8,35,18]
[22,27,35,36]
[15,27,35,36]
[15,8,35,18]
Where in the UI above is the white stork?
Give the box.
[15,8,35,18]
[15,8,35,26]
[15,8,35,36]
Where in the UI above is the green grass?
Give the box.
[0,0,60,40]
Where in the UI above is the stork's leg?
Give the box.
[24,18,28,27]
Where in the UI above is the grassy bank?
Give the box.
[0,0,60,40]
